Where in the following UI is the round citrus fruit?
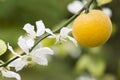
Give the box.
[72,10,112,47]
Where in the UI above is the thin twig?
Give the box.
[85,0,95,13]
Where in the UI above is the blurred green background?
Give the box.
[0,0,120,80]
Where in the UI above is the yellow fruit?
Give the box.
[72,10,112,47]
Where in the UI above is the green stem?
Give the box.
[85,0,95,13]
[0,53,25,67]
[0,0,95,67]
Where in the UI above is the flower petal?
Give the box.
[60,27,72,38]
[23,23,36,37]
[18,36,29,53]
[26,38,35,49]
[102,8,112,17]
[18,36,34,53]
[1,70,21,80]
[32,47,54,65]
[33,47,54,55]
[8,58,28,71]
[45,28,55,36]
[7,43,20,56]
[67,0,83,14]
[67,36,78,46]
[36,20,45,36]
[32,55,48,66]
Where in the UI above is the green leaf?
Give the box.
[97,0,112,6]
[88,58,106,77]
[0,39,7,56]
[75,54,91,73]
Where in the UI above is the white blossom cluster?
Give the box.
[0,20,77,80]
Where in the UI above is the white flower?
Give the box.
[102,8,112,17]
[0,67,21,80]
[23,20,53,38]
[76,75,96,80]
[8,37,54,71]
[67,0,87,14]
[49,27,77,46]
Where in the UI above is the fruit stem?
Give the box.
[85,0,95,13]
[0,0,95,67]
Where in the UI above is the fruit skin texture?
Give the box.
[72,10,112,47]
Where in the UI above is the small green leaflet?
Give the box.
[0,39,7,56]
[97,0,112,6]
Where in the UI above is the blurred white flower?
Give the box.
[0,67,21,80]
[23,20,53,38]
[76,75,96,80]
[67,0,87,14]
[102,7,112,17]
[49,27,77,46]
[8,37,54,71]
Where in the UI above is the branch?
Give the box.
[0,0,95,67]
